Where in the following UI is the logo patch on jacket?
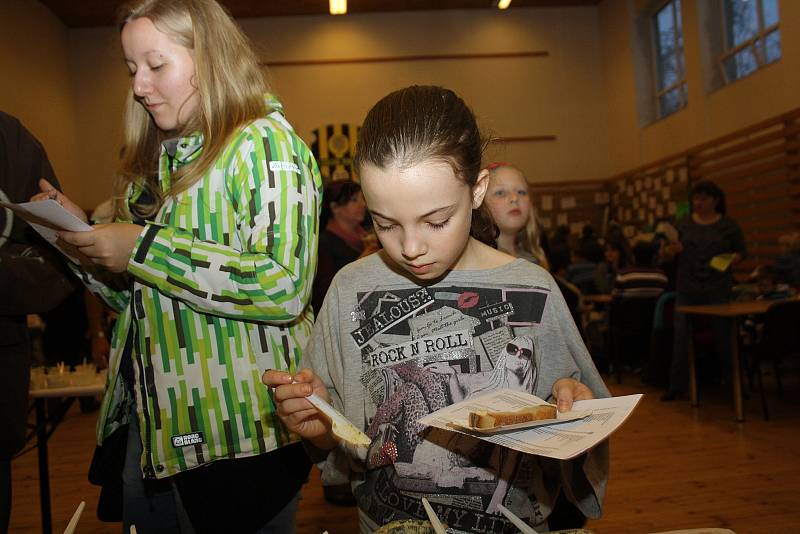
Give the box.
[171,432,205,448]
[269,160,300,174]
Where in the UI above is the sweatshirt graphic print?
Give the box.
[308,255,609,533]
[351,282,549,531]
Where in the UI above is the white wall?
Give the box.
[63,6,610,208]
[10,1,797,209]
[68,27,129,208]
[242,8,609,182]
[599,0,800,175]
[0,0,78,196]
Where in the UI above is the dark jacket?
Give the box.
[311,229,362,314]
[674,215,746,296]
[0,111,73,457]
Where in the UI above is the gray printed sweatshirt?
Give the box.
[303,252,610,533]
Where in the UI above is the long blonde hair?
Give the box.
[485,163,549,268]
[114,0,269,220]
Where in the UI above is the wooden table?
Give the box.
[676,298,798,422]
[29,380,105,534]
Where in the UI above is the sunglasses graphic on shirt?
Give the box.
[506,342,533,359]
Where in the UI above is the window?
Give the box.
[720,0,781,83]
[652,0,687,119]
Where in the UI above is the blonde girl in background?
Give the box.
[33,0,321,531]
[483,162,549,269]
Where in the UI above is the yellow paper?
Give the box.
[710,253,734,272]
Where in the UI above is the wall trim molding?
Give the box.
[491,135,557,144]
[262,50,549,68]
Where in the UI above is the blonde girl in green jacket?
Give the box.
[32,0,321,531]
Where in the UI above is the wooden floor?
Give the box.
[10,372,800,534]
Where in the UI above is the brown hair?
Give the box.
[320,180,362,229]
[113,0,269,220]
[353,85,496,247]
[690,180,726,215]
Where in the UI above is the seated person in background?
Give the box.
[775,232,800,289]
[594,238,631,294]
[549,244,584,333]
[653,219,679,290]
[550,224,571,250]
[753,264,793,301]
[613,240,669,300]
[608,241,668,376]
[567,226,604,294]
[742,265,793,346]
[312,180,368,315]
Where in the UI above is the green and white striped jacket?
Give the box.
[78,95,321,478]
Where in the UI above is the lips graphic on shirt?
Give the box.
[457,291,480,309]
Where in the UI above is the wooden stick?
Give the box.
[63,501,85,534]
[421,498,446,534]
[497,504,539,534]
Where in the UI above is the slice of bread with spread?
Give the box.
[468,405,557,429]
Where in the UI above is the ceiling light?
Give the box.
[330,0,347,15]
[497,0,512,9]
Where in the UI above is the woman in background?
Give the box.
[311,179,368,506]
[594,238,631,294]
[312,180,367,315]
[662,180,745,400]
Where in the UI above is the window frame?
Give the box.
[718,0,781,84]
[651,0,687,120]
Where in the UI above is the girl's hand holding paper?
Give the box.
[551,377,594,412]
[58,223,143,273]
[31,179,89,223]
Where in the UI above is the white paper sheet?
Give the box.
[418,389,643,460]
[0,199,93,263]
